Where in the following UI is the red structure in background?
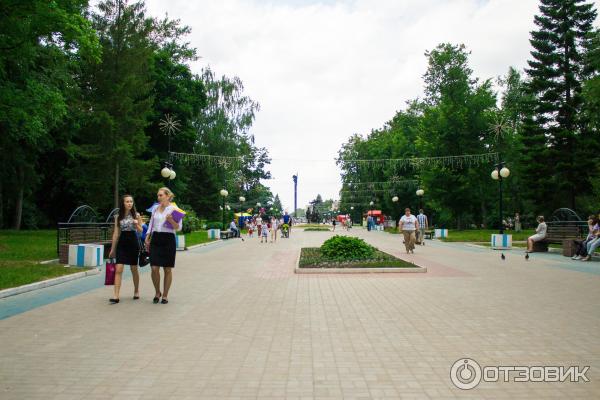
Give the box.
[366,210,385,224]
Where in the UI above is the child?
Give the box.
[248,221,254,238]
[261,221,268,243]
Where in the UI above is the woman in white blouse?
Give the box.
[145,187,182,304]
[526,216,547,253]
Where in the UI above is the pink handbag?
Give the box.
[104,260,116,285]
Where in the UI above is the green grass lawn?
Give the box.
[304,227,331,231]
[0,230,56,261]
[439,229,535,242]
[0,229,89,290]
[184,230,217,247]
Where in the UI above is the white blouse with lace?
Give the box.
[148,205,182,235]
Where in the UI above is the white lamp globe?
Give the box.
[500,167,510,178]
[239,196,245,202]
[220,189,228,197]
[256,202,261,207]
[369,201,374,206]
[169,170,176,180]
[491,169,499,180]
[161,167,171,178]
[416,189,425,196]
[392,196,399,202]
[351,206,354,210]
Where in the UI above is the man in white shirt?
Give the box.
[399,208,419,254]
[230,219,240,238]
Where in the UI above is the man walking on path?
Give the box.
[416,209,428,246]
[399,208,419,254]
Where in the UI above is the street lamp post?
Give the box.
[491,163,510,234]
[392,196,399,229]
[220,189,228,229]
[239,196,245,228]
[416,189,424,211]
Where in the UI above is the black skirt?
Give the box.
[150,232,176,268]
[116,231,140,266]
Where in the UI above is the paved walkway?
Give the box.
[1,228,599,399]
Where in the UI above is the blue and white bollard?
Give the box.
[491,233,512,250]
[175,235,186,251]
[207,229,220,240]
[68,244,103,267]
[434,229,448,239]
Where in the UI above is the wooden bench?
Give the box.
[532,224,582,254]
[220,230,235,240]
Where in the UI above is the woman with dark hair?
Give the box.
[108,195,143,304]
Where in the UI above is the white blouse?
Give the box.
[148,205,182,235]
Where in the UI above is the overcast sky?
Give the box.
[143,0,599,212]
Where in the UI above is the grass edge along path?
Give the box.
[299,247,417,268]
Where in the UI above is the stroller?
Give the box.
[281,223,290,238]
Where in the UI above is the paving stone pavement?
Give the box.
[1,228,599,399]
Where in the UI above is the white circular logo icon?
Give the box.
[450,358,482,390]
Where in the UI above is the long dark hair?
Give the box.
[118,195,138,223]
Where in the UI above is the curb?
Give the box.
[295,266,427,274]
[187,240,221,250]
[0,267,101,299]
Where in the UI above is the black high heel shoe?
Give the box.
[109,298,120,304]
[153,292,161,304]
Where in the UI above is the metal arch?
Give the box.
[106,208,119,223]
[550,208,582,222]
[66,205,99,223]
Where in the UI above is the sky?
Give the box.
[141,0,600,212]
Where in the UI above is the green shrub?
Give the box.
[320,235,375,261]
[206,221,223,230]
[179,205,201,233]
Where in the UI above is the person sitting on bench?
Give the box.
[572,215,598,260]
[581,216,600,261]
[526,216,547,253]
[229,219,240,238]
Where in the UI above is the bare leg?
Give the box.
[163,268,173,299]
[151,266,161,297]
[130,265,139,297]
[113,264,124,299]
[527,238,532,252]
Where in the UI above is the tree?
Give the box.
[524,0,598,210]
[418,43,496,228]
[0,0,100,229]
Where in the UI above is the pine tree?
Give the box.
[524,0,597,211]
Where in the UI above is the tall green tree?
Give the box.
[418,43,496,228]
[70,0,155,210]
[524,0,597,210]
[0,0,99,229]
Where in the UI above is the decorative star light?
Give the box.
[159,114,181,137]
[489,114,510,142]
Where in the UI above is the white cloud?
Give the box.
[143,0,599,210]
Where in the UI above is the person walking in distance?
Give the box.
[145,187,181,304]
[108,195,143,304]
[416,209,428,246]
[399,208,419,254]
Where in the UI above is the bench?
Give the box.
[220,230,235,240]
[532,223,582,254]
[423,229,434,240]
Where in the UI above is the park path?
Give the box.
[1,228,599,399]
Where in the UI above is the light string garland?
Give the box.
[170,152,250,169]
[337,152,499,171]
